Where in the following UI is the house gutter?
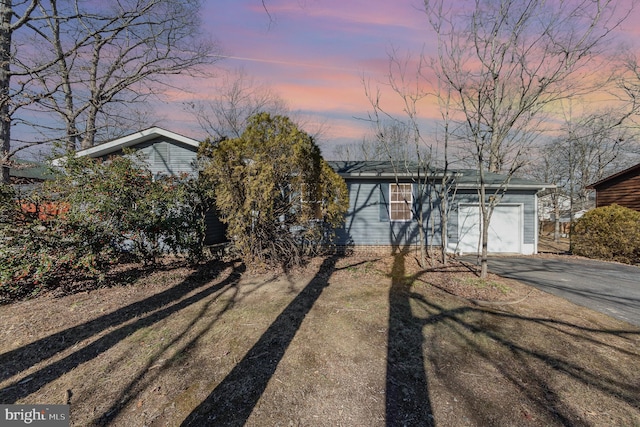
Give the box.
[335,172,461,180]
[455,183,555,191]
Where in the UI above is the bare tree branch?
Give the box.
[425,0,633,277]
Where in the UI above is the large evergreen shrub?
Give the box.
[572,204,640,264]
[200,113,349,269]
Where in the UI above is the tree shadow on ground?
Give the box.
[406,262,640,426]
[180,255,341,426]
[0,260,244,403]
[385,251,435,426]
[88,262,271,426]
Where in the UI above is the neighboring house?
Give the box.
[329,161,550,255]
[537,190,571,222]
[8,160,66,220]
[9,159,54,191]
[55,127,226,245]
[587,163,640,212]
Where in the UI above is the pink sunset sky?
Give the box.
[162,0,640,158]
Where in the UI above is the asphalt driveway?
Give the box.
[466,256,640,327]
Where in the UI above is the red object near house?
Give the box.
[20,201,70,220]
[587,163,640,212]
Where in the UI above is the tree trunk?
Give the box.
[553,190,561,243]
[480,206,490,278]
[418,216,427,268]
[80,107,98,150]
[0,0,11,184]
[440,190,448,266]
[478,180,490,279]
[49,0,77,151]
[81,36,102,150]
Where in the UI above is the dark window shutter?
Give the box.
[379,182,389,221]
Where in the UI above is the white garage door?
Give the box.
[457,204,522,254]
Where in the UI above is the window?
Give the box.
[390,183,412,221]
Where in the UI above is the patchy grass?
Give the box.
[456,276,511,295]
[0,255,638,426]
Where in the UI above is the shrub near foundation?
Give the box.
[201,113,348,269]
[572,204,640,264]
[0,154,209,303]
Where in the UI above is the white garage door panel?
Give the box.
[458,205,522,253]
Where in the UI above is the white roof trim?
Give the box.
[456,183,553,191]
[52,127,200,165]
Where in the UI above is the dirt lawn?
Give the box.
[0,254,638,426]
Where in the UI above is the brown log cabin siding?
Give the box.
[590,164,640,212]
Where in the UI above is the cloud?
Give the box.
[252,0,427,30]
[211,55,361,73]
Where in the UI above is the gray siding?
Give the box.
[337,180,538,250]
[100,136,229,245]
[447,190,538,246]
[133,138,198,177]
[334,180,442,247]
[106,137,198,177]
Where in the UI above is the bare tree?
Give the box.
[525,140,568,243]
[426,0,632,277]
[187,67,288,141]
[1,0,218,182]
[527,53,640,243]
[1,0,39,183]
[363,49,437,268]
[332,120,431,162]
[332,136,383,161]
[548,105,639,220]
[362,43,463,266]
[332,140,362,162]
[23,0,218,150]
[431,68,460,265]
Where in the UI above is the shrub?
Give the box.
[0,153,210,302]
[572,204,640,264]
[201,113,348,270]
[0,183,105,301]
[48,153,210,265]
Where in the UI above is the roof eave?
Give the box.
[587,163,640,189]
[51,127,200,166]
[337,172,442,179]
[336,171,461,179]
[456,183,554,191]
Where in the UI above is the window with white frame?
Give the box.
[390,183,412,221]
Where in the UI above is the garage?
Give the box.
[457,204,523,254]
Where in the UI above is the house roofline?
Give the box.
[335,170,552,191]
[52,127,200,165]
[334,171,459,179]
[586,162,640,189]
[329,161,550,190]
[456,183,554,191]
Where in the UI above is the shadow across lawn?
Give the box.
[408,259,640,426]
[0,260,244,403]
[4,253,638,425]
[385,251,435,426]
[181,255,340,426]
[89,264,266,426]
